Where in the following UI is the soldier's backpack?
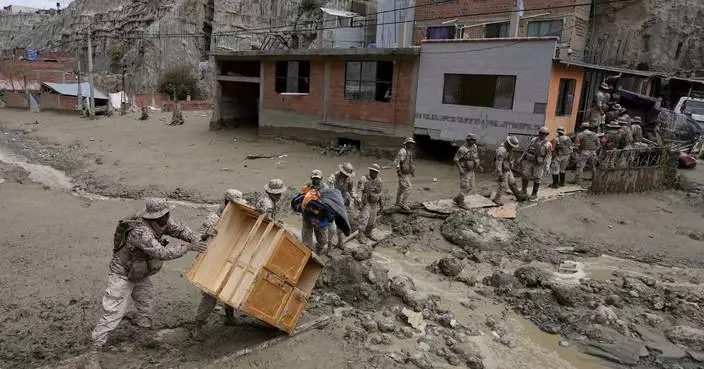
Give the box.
[113,214,142,252]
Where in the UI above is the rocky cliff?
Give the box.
[585,0,704,77]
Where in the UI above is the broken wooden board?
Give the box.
[422,195,498,214]
[486,202,518,219]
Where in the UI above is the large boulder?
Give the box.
[666,325,704,351]
[441,211,511,251]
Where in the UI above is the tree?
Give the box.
[158,66,200,101]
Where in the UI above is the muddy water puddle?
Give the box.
[372,247,609,369]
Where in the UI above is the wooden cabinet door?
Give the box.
[241,270,292,327]
[264,233,310,284]
[277,288,306,334]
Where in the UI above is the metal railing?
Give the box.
[597,146,664,171]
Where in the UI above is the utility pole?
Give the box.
[121,65,126,115]
[87,28,95,118]
[76,48,83,112]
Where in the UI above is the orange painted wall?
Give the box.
[545,63,584,136]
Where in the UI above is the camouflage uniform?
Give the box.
[394,146,414,209]
[91,213,195,347]
[301,179,329,252]
[602,127,623,168]
[327,170,356,247]
[357,171,384,239]
[494,144,519,204]
[521,137,550,182]
[575,128,600,183]
[453,142,480,204]
[255,194,278,218]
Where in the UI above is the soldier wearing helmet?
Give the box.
[631,116,645,147]
[520,127,552,200]
[493,136,524,205]
[356,164,384,243]
[574,123,600,186]
[550,127,573,188]
[393,137,416,211]
[327,163,357,248]
[453,133,481,208]
[256,178,287,218]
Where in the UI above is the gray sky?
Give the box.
[0,0,73,8]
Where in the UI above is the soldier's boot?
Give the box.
[550,175,559,188]
[521,178,530,197]
[508,183,525,202]
[83,348,102,369]
[559,173,566,187]
[190,320,206,342]
[365,228,378,242]
[493,191,503,205]
[357,232,369,244]
[224,306,236,326]
[529,183,540,200]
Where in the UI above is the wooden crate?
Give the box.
[186,202,324,334]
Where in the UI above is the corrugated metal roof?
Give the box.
[41,82,108,100]
[557,59,656,78]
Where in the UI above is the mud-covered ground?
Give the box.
[2,109,704,369]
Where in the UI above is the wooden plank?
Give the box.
[486,202,518,219]
[211,315,331,364]
[422,195,497,214]
[215,213,267,296]
[222,221,276,303]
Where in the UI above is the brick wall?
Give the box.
[3,91,27,108]
[413,0,583,45]
[134,93,168,108]
[163,100,211,111]
[327,59,414,125]
[39,93,78,110]
[261,60,325,116]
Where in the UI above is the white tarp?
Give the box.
[109,91,128,110]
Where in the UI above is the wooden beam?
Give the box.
[211,315,331,364]
[216,75,261,83]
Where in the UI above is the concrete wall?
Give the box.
[414,39,556,145]
[545,63,584,135]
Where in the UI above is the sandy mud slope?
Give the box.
[1,109,704,369]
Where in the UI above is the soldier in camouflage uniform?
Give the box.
[520,127,551,200]
[596,82,611,112]
[453,133,480,209]
[550,127,573,187]
[585,100,604,132]
[394,137,415,211]
[357,164,384,243]
[493,136,523,205]
[574,123,600,185]
[86,199,204,369]
[301,170,329,253]
[618,119,634,149]
[191,190,246,342]
[327,163,357,248]
[631,116,646,147]
[255,179,287,219]
[601,121,623,168]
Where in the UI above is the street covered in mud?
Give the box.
[2,109,704,369]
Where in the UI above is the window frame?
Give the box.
[526,19,564,38]
[441,73,517,110]
[274,60,310,94]
[343,61,394,102]
[426,25,457,40]
[555,78,576,116]
[484,22,509,38]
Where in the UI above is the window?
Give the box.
[555,78,576,116]
[527,20,563,38]
[426,26,456,40]
[484,22,509,38]
[274,61,310,94]
[344,61,393,102]
[442,74,516,110]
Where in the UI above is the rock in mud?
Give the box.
[584,340,648,366]
[370,333,394,345]
[643,312,664,327]
[402,308,426,331]
[593,305,618,325]
[514,266,550,287]
[344,326,368,342]
[438,313,458,329]
[352,246,373,261]
[483,271,518,293]
[361,317,379,333]
[466,356,486,369]
[550,285,579,307]
[605,294,623,308]
[378,319,397,333]
[437,257,464,277]
[390,275,438,311]
[408,353,434,369]
[455,275,478,287]
[323,255,388,309]
[666,326,704,351]
[440,211,510,251]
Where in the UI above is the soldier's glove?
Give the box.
[205,228,218,238]
[191,241,208,253]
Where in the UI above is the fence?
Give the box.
[590,146,674,194]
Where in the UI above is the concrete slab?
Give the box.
[422,195,497,214]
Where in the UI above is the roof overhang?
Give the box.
[212,47,420,61]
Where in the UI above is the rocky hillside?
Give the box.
[586,0,704,77]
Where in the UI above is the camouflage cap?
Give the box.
[339,162,355,177]
[580,122,591,128]
[368,163,381,172]
[403,137,416,145]
[557,126,566,133]
[632,116,643,124]
[142,198,175,219]
[265,179,287,194]
[466,133,477,141]
[505,136,519,148]
[311,169,323,179]
[224,189,243,203]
